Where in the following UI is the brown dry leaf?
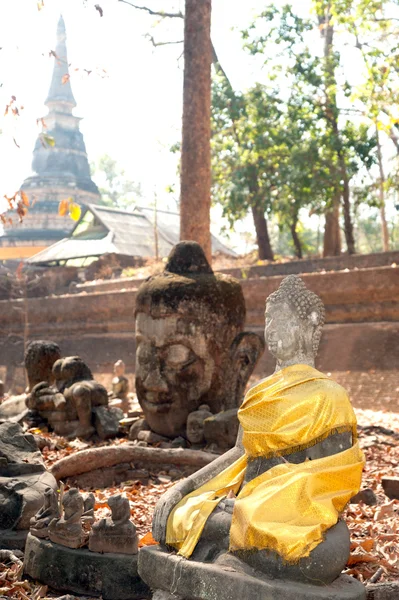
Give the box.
[359,538,374,552]
[374,501,395,521]
[20,191,29,207]
[138,531,158,547]
[58,198,69,217]
[347,552,378,566]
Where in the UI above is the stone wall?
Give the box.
[0,266,398,406]
[73,250,399,295]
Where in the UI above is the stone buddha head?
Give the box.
[135,242,264,438]
[24,340,61,391]
[265,275,325,369]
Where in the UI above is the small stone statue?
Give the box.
[138,275,366,600]
[89,494,138,555]
[135,241,264,439]
[27,355,111,439]
[186,405,212,447]
[109,360,130,413]
[82,492,95,524]
[30,487,60,539]
[49,488,86,549]
[24,340,61,392]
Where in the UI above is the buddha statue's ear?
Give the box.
[308,310,321,326]
[227,332,265,410]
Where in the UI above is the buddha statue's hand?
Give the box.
[152,479,194,545]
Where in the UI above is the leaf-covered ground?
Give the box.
[1,407,398,598]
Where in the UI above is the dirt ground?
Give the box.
[1,406,398,599]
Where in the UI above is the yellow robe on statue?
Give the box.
[166,364,364,562]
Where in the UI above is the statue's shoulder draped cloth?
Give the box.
[166,364,364,561]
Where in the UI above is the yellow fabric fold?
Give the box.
[239,364,357,458]
[166,364,364,561]
[230,441,364,561]
[166,454,247,558]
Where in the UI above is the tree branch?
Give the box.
[118,1,234,90]
[118,0,183,19]
[145,34,183,47]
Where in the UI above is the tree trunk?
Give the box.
[321,6,343,257]
[376,125,390,252]
[180,0,212,262]
[323,195,341,257]
[339,156,356,254]
[251,205,274,261]
[290,213,302,259]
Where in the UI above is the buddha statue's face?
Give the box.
[265,301,304,363]
[135,311,218,437]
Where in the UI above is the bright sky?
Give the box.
[1,0,391,248]
[0,0,284,205]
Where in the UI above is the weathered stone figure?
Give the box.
[48,487,86,549]
[24,340,61,392]
[110,359,130,413]
[89,494,138,555]
[27,355,110,438]
[82,492,95,524]
[138,275,366,600]
[30,487,60,539]
[186,405,213,447]
[0,422,58,549]
[135,241,264,439]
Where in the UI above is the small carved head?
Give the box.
[108,494,131,524]
[186,404,213,445]
[114,360,126,378]
[265,275,325,365]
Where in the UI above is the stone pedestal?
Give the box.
[24,533,150,600]
[138,546,366,600]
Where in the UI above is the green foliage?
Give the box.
[91,154,142,210]
[211,1,385,257]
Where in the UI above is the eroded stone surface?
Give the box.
[204,408,239,451]
[26,354,110,439]
[186,405,212,446]
[49,488,86,549]
[89,494,138,555]
[135,241,264,440]
[30,487,60,538]
[24,533,149,600]
[0,422,57,547]
[139,546,366,600]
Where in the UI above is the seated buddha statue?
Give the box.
[109,360,130,413]
[89,494,138,555]
[140,275,365,600]
[48,488,86,549]
[30,487,60,539]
